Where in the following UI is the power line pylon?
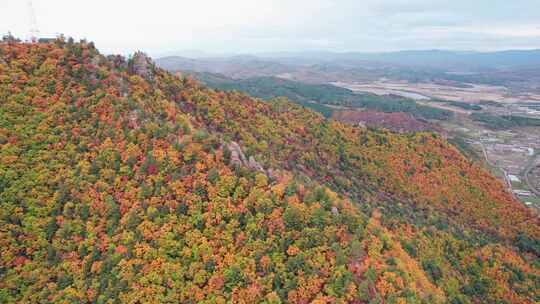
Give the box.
[27,0,40,43]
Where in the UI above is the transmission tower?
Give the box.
[27,0,40,43]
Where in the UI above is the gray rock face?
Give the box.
[107,55,128,70]
[128,110,140,129]
[130,52,154,81]
[248,156,264,172]
[227,141,248,167]
[225,141,267,174]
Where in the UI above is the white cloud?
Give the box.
[1,0,539,54]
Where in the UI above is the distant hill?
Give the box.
[156,49,540,91]
[191,72,453,120]
[159,49,540,70]
[257,49,540,70]
[155,55,292,79]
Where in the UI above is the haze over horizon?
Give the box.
[2,0,540,56]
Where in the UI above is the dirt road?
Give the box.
[524,155,540,197]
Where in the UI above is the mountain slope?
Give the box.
[0,40,539,303]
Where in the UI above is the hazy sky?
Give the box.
[2,0,540,56]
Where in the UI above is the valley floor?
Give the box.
[333,80,540,106]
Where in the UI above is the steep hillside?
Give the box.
[1,40,539,303]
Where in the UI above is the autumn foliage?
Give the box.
[0,39,538,303]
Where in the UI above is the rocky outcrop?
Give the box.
[248,156,264,172]
[129,52,155,81]
[227,141,248,167]
[107,55,128,70]
[225,141,269,175]
[128,110,141,130]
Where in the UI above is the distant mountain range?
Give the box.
[155,55,292,79]
[157,49,540,70]
[260,49,540,70]
[155,49,540,92]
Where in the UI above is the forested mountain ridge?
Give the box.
[186,72,452,120]
[0,40,538,303]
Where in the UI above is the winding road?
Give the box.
[479,142,540,199]
[524,155,540,197]
[479,143,513,191]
